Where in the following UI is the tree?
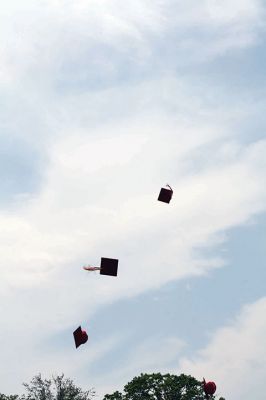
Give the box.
[20,374,95,400]
[0,395,19,400]
[103,373,225,400]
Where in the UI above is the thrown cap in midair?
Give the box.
[203,379,216,396]
[73,326,88,348]
[100,257,119,276]
[158,184,173,204]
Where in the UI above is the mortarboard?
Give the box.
[158,184,173,204]
[73,326,88,348]
[203,379,216,396]
[100,257,119,276]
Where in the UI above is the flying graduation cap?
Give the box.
[73,326,88,348]
[83,257,119,277]
[158,184,173,204]
[202,378,217,398]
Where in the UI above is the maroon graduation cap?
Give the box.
[100,257,118,276]
[203,378,217,398]
[73,326,88,348]
[83,257,119,277]
[158,184,173,204]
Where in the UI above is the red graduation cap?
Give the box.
[100,257,118,276]
[73,326,88,348]
[158,184,173,204]
[203,379,216,397]
[83,257,119,277]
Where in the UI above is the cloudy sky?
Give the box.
[0,0,266,399]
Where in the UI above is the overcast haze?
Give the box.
[0,1,266,399]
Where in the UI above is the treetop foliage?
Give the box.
[1,372,225,400]
[103,372,225,400]
[1,374,94,400]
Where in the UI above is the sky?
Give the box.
[0,0,266,399]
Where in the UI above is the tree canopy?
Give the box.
[21,374,95,400]
[1,372,226,400]
[1,374,94,400]
[103,373,225,400]
[0,395,19,400]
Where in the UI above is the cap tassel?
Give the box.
[83,265,101,272]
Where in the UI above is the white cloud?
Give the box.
[94,336,186,398]
[0,111,265,393]
[0,0,265,86]
[1,125,265,290]
[97,298,266,399]
[0,0,265,395]
[178,297,266,400]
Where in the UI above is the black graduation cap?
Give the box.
[100,257,119,276]
[73,326,88,348]
[158,184,173,204]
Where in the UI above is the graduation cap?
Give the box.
[100,257,118,276]
[203,379,216,397]
[73,326,88,348]
[158,184,173,204]
[83,257,119,277]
